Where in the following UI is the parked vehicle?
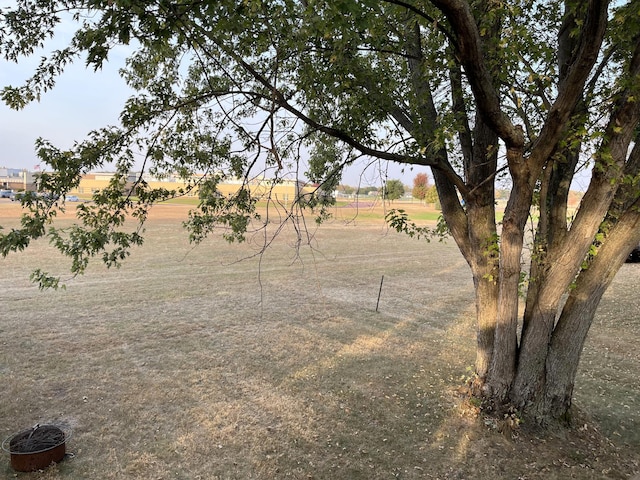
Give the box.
[9,191,25,201]
[37,192,60,201]
[0,189,12,198]
[65,195,79,202]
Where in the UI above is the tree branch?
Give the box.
[529,0,609,170]
[429,0,524,150]
[381,0,456,46]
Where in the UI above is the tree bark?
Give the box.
[485,151,530,402]
[467,118,500,383]
[543,210,640,420]
[510,170,621,411]
[467,216,499,385]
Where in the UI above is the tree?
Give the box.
[384,179,405,201]
[337,184,355,196]
[1,0,640,425]
[424,185,440,207]
[412,173,430,200]
[356,186,379,196]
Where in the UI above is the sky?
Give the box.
[1,53,127,164]
[0,37,429,189]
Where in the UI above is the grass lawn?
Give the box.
[0,200,638,479]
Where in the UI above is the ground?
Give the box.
[0,199,638,479]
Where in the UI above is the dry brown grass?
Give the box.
[0,200,639,479]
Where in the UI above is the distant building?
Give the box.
[1,167,317,203]
[0,168,36,191]
[67,171,315,204]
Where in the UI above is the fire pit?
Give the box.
[2,424,68,472]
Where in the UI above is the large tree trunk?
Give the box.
[484,156,532,403]
[423,0,631,425]
[465,200,499,385]
[467,118,500,383]
[508,141,639,420]
[432,164,499,387]
[537,211,640,421]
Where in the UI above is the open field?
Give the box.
[1,200,639,479]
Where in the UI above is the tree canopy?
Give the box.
[412,173,429,200]
[384,179,405,201]
[2,0,640,424]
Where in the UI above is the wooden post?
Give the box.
[376,275,384,312]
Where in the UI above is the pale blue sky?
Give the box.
[1,54,127,165]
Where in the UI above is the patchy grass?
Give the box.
[0,201,638,479]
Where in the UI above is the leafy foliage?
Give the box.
[412,173,430,200]
[383,179,405,201]
[386,208,449,242]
